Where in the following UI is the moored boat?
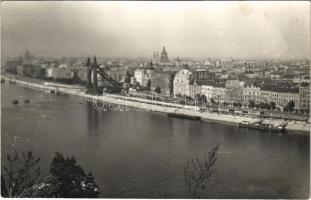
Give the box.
[24,99,30,104]
[11,99,19,105]
[239,119,285,133]
[167,113,201,120]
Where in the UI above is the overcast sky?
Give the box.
[1,1,310,60]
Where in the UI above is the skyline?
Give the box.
[1,1,310,60]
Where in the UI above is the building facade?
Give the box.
[173,69,194,96]
[201,85,214,102]
[270,91,300,110]
[243,85,261,106]
[299,82,310,111]
[150,71,175,96]
[134,69,152,88]
[212,86,227,103]
[173,69,209,97]
[225,80,244,104]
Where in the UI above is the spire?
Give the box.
[162,46,167,54]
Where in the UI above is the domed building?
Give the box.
[160,46,169,63]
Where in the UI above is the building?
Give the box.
[201,85,214,102]
[107,68,127,82]
[77,67,88,83]
[173,69,210,97]
[212,86,227,103]
[134,69,152,88]
[152,51,160,64]
[243,85,261,106]
[46,66,74,80]
[150,71,175,96]
[270,91,300,110]
[173,69,195,97]
[225,80,244,104]
[160,47,169,63]
[299,82,310,112]
[259,90,272,104]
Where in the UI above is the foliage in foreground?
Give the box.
[184,144,219,198]
[2,145,219,198]
[1,151,41,197]
[1,151,99,198]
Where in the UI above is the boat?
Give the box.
[239,119,285,133]
[24,99,30,104]
[239,120,251,127]
[11,99,19,105]
[167,113,201,120]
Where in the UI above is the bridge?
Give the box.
[86,56,122,94]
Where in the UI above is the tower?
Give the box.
[86,57,92,88]
[92,56,98,91]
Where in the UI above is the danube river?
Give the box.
[1,83,309,198]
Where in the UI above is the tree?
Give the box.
[49,152,99,198]
[1,151,41,197]
[1,152,99,198]
[154,87,161,94]
[194,94,201,101]
[184,144,219,198]
[264,103,271,110]
[286,101,295,112]
[210,98,215,105]
[270,101,276,110]
[248,100,255,108]
[176,94,182,98]
[200,95,207,107]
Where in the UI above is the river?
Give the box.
[1,83,309,198]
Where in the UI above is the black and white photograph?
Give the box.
[1,1,310,198]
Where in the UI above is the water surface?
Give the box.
[1,83,309,198]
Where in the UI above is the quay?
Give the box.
[2,75,310,134]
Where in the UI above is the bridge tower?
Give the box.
[85,56,122,94]
[86,56,99,94]
[86,57,92,88]
[92,56,98,92]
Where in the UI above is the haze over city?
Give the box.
[1,1,311,199]
[1,1,310,59]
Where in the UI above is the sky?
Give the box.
[1,1,310,60]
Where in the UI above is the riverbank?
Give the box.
[2,75,310,134]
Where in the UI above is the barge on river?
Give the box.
[167,113,201,121]
[239,119,287,133]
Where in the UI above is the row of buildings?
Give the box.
[134,67,310,111]
[172,69,310,111]
[6,49,310,112]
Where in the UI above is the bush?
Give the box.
[1,151,99,198]
[184,144,219,198]
[49,152,99,198]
